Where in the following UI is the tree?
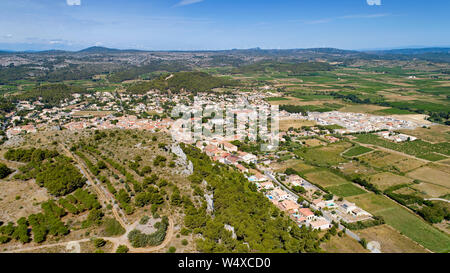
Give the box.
[36,157,86,196]
[359,238,367,249]
[97,160,107,169]
[0,163,12,179]
[168,246,176,253]
[323,193,333,201]
[292,186,306,194]
[284,168,299,176]
[93,238,106,248]
[87,209,104,226]
[116,245,129,253]
[171,189,182,206]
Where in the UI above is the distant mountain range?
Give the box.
[1,46,449,63]
[0,46,449,55]
[366,47,450,55]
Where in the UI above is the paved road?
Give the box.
[265,171,299,197]
[265,171,364,245]
[425,198,450,203]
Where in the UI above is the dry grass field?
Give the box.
[303,138,326,147]
[390,114,433,125]
[406,166,450,188]
[339,104,389,114]
[320,234,368,253]
[440,158,450,165]
[360,151,425,173]
[279,119,317,131]
[272,159,317,174]
[0,179,50,223]
[369,172,414,191]
[356,225,429,253]
[411,182,450,199]
[398,125,450,144]
[339,161,379,177]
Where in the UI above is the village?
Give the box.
[1,88,429,235]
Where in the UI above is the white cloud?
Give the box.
[176,0,204,7]
[367,0,381,6]
[66,0,81,6]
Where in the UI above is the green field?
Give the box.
[377,207,450,253]
[295,142,351,166]
[265,97,289,101]
[343,146,373,157]
[417,153,448,161]
[304,170,348,187]
[347,192,450,253]
[327,183,367,197]
[373,108,416,115]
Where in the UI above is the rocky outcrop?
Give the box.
[171,143,193,176]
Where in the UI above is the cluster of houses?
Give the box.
[281,110,426,134]
[307,111,426,133]
[3,86,379,234]
[192,134,373,231]
[64,115,173,132]
[195,139,258,173]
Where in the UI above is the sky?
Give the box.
[0,0,449,51]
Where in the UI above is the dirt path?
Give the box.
[106,217,175,253]
[3,239,91,253]
[3,217,174,253]
[4,145,174,254]
[60,145,128,229]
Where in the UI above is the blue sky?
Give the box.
[0,0,449,51]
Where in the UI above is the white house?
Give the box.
[259,181,274,190]
[237,151,257,164]
[222,142,238,153]
[298,208,315,221]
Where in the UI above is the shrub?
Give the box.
[128,216,169,248]
[0,163,12,179]
[93,238,107,248]
[168,246,176,253]
[116,245,129,253]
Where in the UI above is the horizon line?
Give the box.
[1,45,450,54]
